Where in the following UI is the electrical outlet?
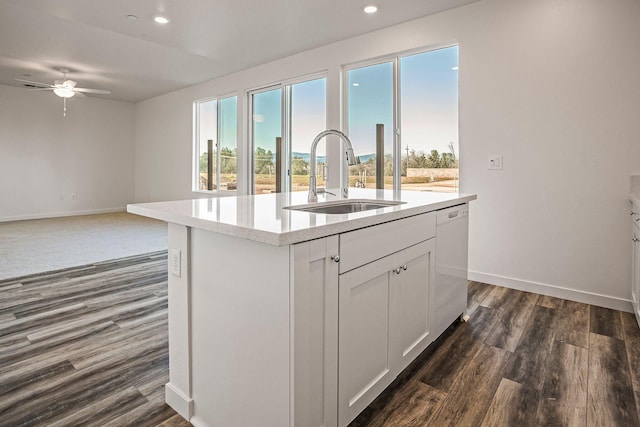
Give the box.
[170,249,181,277]
[488,155,503,170]
[71,193,77,200]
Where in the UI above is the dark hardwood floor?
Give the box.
[2,254,640,426]
[351,282,640,427]
[0,251,189,427]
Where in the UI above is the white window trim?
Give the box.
[247,73,328,195]
[193,93,238,195]
[341,42,459,192]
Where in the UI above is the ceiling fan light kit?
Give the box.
[53,87,75,98]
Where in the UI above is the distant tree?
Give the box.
[426,150,440,168]
[446,142,458,168]
[220,147,237,174]
[291,156,309,176]
[199,152,209,174]
[401,143,458,172]
[254,147,274,174]
[384,154,393,176]
[350,156,376,177]
[440,152,455,168]
[448,142,457,162]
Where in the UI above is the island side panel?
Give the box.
[291,236,339,427]
[166,223,193,419]
[189,228,291,427]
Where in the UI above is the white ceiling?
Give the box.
[0,0,476,103]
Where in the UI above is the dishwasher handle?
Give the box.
[436,206,469,225]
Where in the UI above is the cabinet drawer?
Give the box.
[339,212,436,274]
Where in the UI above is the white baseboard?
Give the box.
[0,207,126,223]
[468,270,633,313]
[165,382,193,420]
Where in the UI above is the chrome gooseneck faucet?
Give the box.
[308,129,357,202]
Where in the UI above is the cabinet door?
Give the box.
[390,239,435,374]
[292,236,339,427]
[338,256,394,427]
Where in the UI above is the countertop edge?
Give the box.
[128,193,477,246]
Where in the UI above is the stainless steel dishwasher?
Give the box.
[433,203,469,339]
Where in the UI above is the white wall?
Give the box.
[134,0,640,309]
[0,84,135,221]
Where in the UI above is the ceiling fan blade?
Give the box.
[73,91,86,98]
[15,78,54,88]
[74,88,111,95]
[27,87,55,91]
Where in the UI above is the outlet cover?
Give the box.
[488,155,503,170]
[170,248,181,277]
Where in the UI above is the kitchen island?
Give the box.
[128,188,476,427]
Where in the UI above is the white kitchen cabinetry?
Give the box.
[338,239,434,426]
[131,190,479,427]
[292,212,436,427]
[336,212,436,426]
[291,236,340,427]
[632,202,640,328]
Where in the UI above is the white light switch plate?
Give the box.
[170,248,181,277]
[488,155,503,170]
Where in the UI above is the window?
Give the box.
[251,87,282,194]
[346,45,459,192]
[250,77,326,194]
[194,95,238,193]
[400,47,459,192]
[290,79,327,192]
[347,62,394,189]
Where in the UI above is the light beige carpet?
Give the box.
[0,212,167,280]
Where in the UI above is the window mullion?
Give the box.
[393,56,401,193]
[282,85,291,193]
[216,100,222,191]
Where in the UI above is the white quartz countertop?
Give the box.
[127,189,477,246]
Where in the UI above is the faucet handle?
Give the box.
[317,188,336,196]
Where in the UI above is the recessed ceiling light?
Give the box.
[126,14,138,21]
[154,16,170,24]
[364,5,378,14]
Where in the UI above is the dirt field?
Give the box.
[255,174,458,194]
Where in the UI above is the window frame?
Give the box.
[247,72,328,195]
[192,93,238,195]
[342,42,458,193]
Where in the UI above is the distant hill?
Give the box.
[291,152,324,163]
[355,153,376,163]
[291,152,376,164]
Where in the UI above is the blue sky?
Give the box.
[400,46,459,157]
[198,95,237,157]
[253,78,327,156]
[348,46,459,157]
[231,46,459,162]
[219,96,237,150]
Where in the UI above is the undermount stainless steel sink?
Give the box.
[284,199,405,215]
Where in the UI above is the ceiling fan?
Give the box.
[15,68,111,116]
